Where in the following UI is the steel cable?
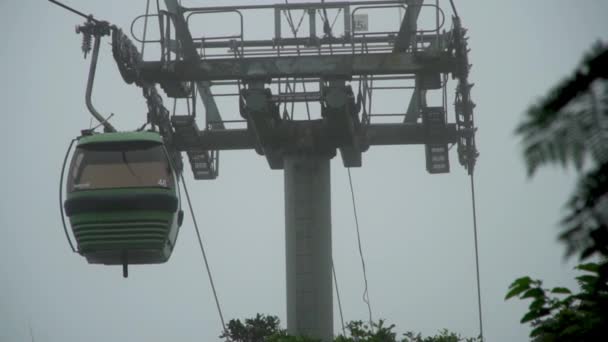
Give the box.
[347,168,374,329]
[449,0,460,19]
[332,260,347,336]
[450,0,482,337]
[140,0,151,58]
[470,173,484,341]
[180,175,229,340]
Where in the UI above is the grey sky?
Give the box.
[1,0,607,341]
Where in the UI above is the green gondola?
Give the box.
[62,131,183,276]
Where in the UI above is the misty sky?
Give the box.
[1,1,607,341]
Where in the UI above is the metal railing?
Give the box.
[130,0,452,127]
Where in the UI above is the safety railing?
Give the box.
[130,0,452,126]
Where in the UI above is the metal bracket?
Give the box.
[77,20,116,133]
[241,82,284,169]
[321,80,364,167]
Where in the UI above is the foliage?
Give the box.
[333,320,402,342]
[515,42,608,264]
[516,42,608,176]
[510,41,608,340]
[505,263,608,341]
[220,314,294,342]
[221,315,478,342]
[560,163,608,259]
[402,329,480,342]
[335,320,480,342]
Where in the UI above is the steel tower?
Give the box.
[105,0,477,339]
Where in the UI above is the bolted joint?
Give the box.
[243,88,272,112]
[321,81,356,113]
[76,19,112,58]
[282,121,337,158]
[241,85,281,126]
[76,19,112,38]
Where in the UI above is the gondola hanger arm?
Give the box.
[49,0,117,132]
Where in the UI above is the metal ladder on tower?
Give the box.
[171,115,217,180]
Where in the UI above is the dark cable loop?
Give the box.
[332,260,347,336]
[180,175,230,341]
[450,0,482,337]
[59,139,77,253]
[347,168,374,329]
[470,173,484,341]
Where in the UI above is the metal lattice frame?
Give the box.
[117,0,477,176]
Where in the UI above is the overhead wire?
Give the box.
[445,0,484,339]
[448,0,460,19]
[48,0,100,22]
[332,260,347,336]
[180,175,229,340]
[470,173,484,341]
[347,169,374,329]
[140,0,151,58]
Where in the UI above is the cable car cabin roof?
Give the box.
[77,131,164,148]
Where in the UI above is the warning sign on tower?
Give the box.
[353,14,369,32]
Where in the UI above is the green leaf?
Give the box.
[530,326,546,337]
[529,297,546,311]
[505,286,526,300]
[520,309,550,324]
[551,287,572,294]
[520,311,537,324]
[506,277,535,300]
[576,262,600,273]
[580,246,598,260]
[522,288,545,299]
[576,274,598,286]
[510,276,533,288]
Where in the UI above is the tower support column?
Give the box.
[284,154,333,341]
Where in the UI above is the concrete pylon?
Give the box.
[284,154,333,341]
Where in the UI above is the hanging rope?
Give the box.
[332,260,347,336]
[469,173,484,341]
[347,168,374,328]
[180,175,229,340]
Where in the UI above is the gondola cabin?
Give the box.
[63,131,182,274]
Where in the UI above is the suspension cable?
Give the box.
[347,168,374,328]
[48,0,100,23]
[470,173,484,341]
[447,1,482,338]
[140,0,151,58]
[448,0,460,19]
[180,175,229,339]
[332,260,347,336]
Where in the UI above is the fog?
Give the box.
[1,1,607,341]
